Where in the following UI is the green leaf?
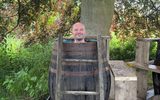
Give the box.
[31,76,37,81]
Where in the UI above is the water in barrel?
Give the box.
[48,39,111,100]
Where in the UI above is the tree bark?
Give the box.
[80,0,115,35]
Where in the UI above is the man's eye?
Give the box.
[74,29,78,31]
[80,29,84,31]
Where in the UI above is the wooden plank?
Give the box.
[109,61,137,77]
[97,35,105,100]
[62,91,99,95]
[101,36,110,62]
[63,35,110,40]
[115,80,137,100]
[150,95,160,100]
[109,70,115,100]
[115,77,137,81]
[136,69,148,100]
[127,62,160,74]
[55,33,63,100]
[106,38,110,61]
[63,59,97,62]
[143,41,150,65]
[135,41,143,64]
[127,62,148,99]
[86,35,110,40]
[135,40,150,66]
[137,38,160,41]
[109,60,137,100]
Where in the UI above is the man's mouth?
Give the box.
[75,38,83,41]
[76,33,83,37]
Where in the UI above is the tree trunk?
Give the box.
[80,0,115,35]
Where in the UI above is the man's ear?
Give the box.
[83,29,86,34]
[70,28,75,35]
[69,28,72,33]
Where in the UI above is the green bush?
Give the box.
[149,42,157,60]
[110,32,136,61]
[110,32,157,61]
[110,33,157,61]
[0,35,53,99]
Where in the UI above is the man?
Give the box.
[71,22,86,43]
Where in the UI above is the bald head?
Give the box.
[72,22,86,36]
[71,22,86,43]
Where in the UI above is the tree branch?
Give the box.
[149,0,160,28]
[5,0,21,35]
[0,13,18,18]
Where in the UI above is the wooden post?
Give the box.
[55,33,63,100]
[109,70,115,100]
[101,36,110,61]
[136,69,148,100]
[97,35,105,100]
[135,39,150,99]
[106,38,110,61]
[135,40,150,66]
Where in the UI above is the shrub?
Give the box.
[110,32,157,61]
[110,32,136,61]
[0,35,53,99]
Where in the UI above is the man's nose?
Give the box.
[76,31,80,33]
[77,32,83,35]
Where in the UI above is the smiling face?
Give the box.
[72,22,86,39]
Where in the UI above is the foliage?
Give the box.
[110,32,157,61]
[111,0,160,39]
[149,41,157,60]
[0,0,80,43]
[110,32,136,61]
[0,35,53,99]
[110,0,159,60]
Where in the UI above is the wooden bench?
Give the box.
[149,95,160,100]
[109,60,137,100]
[128,38,160,100]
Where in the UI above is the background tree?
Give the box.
[81,0,115,35]
[0,0,80,43]
[112,0,160,40]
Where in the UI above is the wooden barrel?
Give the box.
[49,39,111,100]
